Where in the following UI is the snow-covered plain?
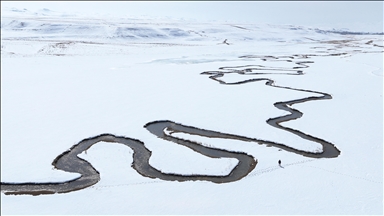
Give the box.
[1,7,383,215]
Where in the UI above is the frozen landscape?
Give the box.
[1,3,383,215]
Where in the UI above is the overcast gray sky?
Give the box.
[2,1,383,30]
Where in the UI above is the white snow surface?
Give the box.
[1,8,383,215]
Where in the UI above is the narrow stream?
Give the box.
[1,53,343,196]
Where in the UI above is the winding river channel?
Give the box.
[1,53,342,196]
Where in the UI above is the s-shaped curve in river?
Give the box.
[1,54,341,196]
[1,131,257,196]
[200,54,341,157]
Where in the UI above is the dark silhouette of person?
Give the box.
[278,160,281,165]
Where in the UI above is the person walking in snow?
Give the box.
[278,160,281,165]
